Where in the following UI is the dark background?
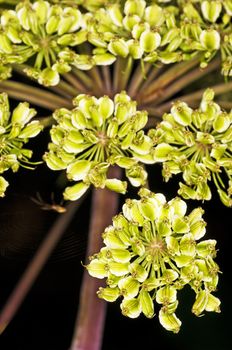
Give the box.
[0,152,231,350]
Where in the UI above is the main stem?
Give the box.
[70,167,121,350]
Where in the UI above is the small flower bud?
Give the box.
[192,290,208,316]
[120,298,141,318]
[197,240,217,258]
[109,261,130,277]
[0,34,13,54]
[12,102,36,126]
[107,4,123,26]
[205,293,221,313]
[217,189,232,207]
[63,181,89,201]
[127,40,144,59]
[153,143,174,162]
[103,229,126,249]
[210,143,227,160]
[19,120,43,138]
[169,197,187,217]
[86,259,108,279]
[97,287,119,302]
[171,102,192,126]
[156,285,177,304]
[106,119,118,138]
[190,220,206,240]
[66,160,91,181]
[159,309,181,333]
[180,233,196,257]
[140,31,161,53]
[172,217,189,234]
[139,289,154,318]
[138,198,157,221]
[93,53,116,65]
[105,179,127,194]
[124,0,146,16]
[38,68,60,86]
[213,113,230,133]
[126,165,147,187]
[129,262,148,283]
[108,39,129,58]
[201,1,222,23]
[200,29,220,51]
[0,176,9,197]
[110,249,131,263]
[98,96,114,119]
[46,14,60,35]
[118,276,140,299]
[145,5,165,27]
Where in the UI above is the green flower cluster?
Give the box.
[44,91,154,201]
[0,92,43,196]
[1,0,232,85]
[85,0,231,72]
[150,89,232,207]
[86,188,220,333]
[0,0,90,84]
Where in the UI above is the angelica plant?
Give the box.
[87,188,220,333]
[0,0,230,349]
[151,89,232,206]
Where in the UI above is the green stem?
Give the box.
[70,167,121,350]
[48,85,74,99]
[148,81,232,117]
[175,81,232,104]
[118,56,133,91]
[88,66,104,95]
[145,58,220,106]
[63,72,88,93]
[139,57,200,98]
[0,81,72,109]
[0,198,86,335]
[128,62,157,98]
[72,68,95,90]
[13,63,76,98]
[57,80,79,97]
[113,57,123,93]
[139,64,164,91]
[101,66,111,95]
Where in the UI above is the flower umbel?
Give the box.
[86,188,220,333]
[0,92,43,196]
[151,89,232,207]
[44,91,154,200]
[0,0,89,85]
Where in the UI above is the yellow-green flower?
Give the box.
[151,89,232,207]
[86,188,220,333]
[84,0,231,73]
[0,92,43,196]
[0,0,89,85]
[44,91,154,200]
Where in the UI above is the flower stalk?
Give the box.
[70,166,121,350]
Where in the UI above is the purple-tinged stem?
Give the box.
[70,167,121,350]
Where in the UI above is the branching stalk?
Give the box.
[0,81,72,109]
[143,58,220,106]
[140,56,200,97]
